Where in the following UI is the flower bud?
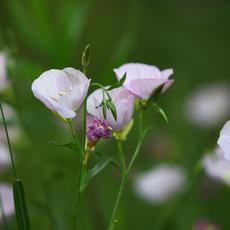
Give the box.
[81,44,91,68]
[86,114,112,149]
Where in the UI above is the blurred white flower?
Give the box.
[114,63,174,100]
[0,183,14,222]
[218,120,230,162]
[32,68,90,119]
[0,52,9,92]
[0,103,22,142]
[0,143,10,172]
[87,87,134,131]
[134,164,186,204]
[202,147,230,186]
[184,83,230,128]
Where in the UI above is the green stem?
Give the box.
[72,49,89,230]
[69,121,83,230]
[108,110,145,230]
[0,102,17,180]
[127,110,144,174]
[108,140,127,230]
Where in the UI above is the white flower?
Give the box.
[134,165,186,204]
[0,183,14,221]
[114,63,174,100]
[203,147,230,185]
[87,87,134,131]
[184,83,230,128]
[217,121,230,162]
[0,52,9,92]
[32,68,90,119]
[0,143,10,172]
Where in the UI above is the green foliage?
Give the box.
[13,180,31,230]
[80,152,117,192]
[49,141,80,153]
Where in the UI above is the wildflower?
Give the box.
[0,183,14,222]
[0,143,10,172]
[194,219,219,230]
[0,52,9,92]
[134,164,186,203]
[203,147,230,185]
[114,63,174,100]
[32,68,90,120]
[184,84,230,128]
[86,114,112,148]
[87,87,134,132]
[218,120,230,162]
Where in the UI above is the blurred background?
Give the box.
[0,0,230,229]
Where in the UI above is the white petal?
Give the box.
[0,183,14,219]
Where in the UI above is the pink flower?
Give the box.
[0,183,14,222]
[194,219,219,230]
[86,114,112,144]
[114,63,174,100]
[218,121,230,162]
[202,147,230,185]
[0,143,11,172]
[0,52,9,92]
[134,165,186,203]
[32,68,90,119]
[87,87,134,131]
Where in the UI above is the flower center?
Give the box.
[51,87,73,102]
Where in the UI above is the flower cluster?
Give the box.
[31,47,174,230]
[86,114,112,148]
[32,63,174,144]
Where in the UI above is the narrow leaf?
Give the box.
[107,73,126,91]
[94,152,119,168]
[49,141,79,153]
[102,102,107,119]
[107,100,117,121]
[154,104,168,124]
[13,179,31,230]
[80,157,112,192]
[146,83,164,107]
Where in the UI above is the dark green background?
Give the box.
[1,0,230,229]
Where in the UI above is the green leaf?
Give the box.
[146,83,164,107]
[80,154,117,192]
[13,179,31,230]
[102,102,107,119]
[107,73,126,91]
[94,152,118,168]
[154,104,168,124]
[49,141,79,153]
[106,100,117,121]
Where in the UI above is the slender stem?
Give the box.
[72,50,89,230]
[108,140,127,230]
[127,110,144,174]
[108,110,145,230]
[69,121,83,230]
[0,102,17,180]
